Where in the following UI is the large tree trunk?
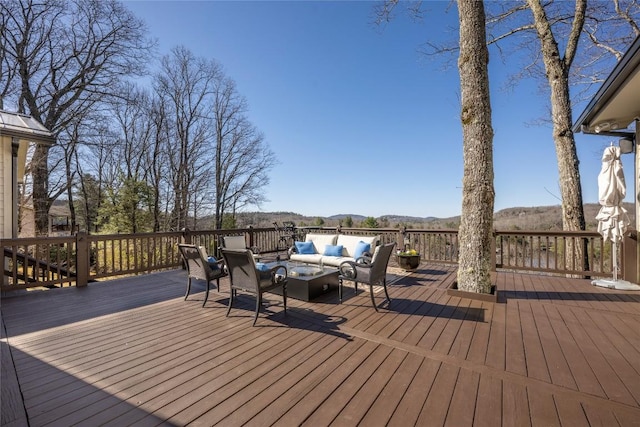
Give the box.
[456,0,495,294]
[527,0,589,273]
[32,144,51,237]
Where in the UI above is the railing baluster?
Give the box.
[2,227,618,291]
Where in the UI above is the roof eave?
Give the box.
[1,128,56,145]
[572,35,640,135]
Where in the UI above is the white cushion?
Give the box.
[336,234,379,257]
[304,234,338,255]
[224,235,246,249]
[320,255,352,267]
[198,246,209,259]
[289,253,323,264]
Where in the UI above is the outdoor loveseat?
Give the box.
[288,233,380,267]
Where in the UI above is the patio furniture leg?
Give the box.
[203,281,211,307]
[283,283,287,314]
[226,291,234,317]
[184,277,192,300]
[338,278,343,302]
[383,278,390,304]
[253,294,262,326]
[369,285,379,312]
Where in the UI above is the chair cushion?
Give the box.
[304,234,338,254]
[289,253,323,264]
[207,256,220,270]
[323,244,343,257]
[256,262,272,280]
[224,235,246,249]
[353,241,371,260]
[336,234,378,257]
[295,241,315,254]
[320,255,351,267]
[255,262,270,271]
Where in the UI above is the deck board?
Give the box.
[415,362,460,426]
[543,303,607,397]
[473,374,502,427]
[2,263,640,426]
[386,358,441,426]
[528,388,561,427]
[443,367,479,427]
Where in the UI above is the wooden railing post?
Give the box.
[491,230,497,271]
[623,230,638,283]
[248,226,255,248]
[76,231,89,287]
[182,228,192,244]
[398,227,405,251]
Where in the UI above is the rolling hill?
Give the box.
[230,203,636,231]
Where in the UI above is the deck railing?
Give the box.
[2,226,623,291]
[494,230,616,277]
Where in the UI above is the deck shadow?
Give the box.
[383,298,486,322]
[204,293,354,340]
[1,345,174,426]
[500,289,640,302]
[1,271,189,336]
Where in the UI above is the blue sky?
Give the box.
[125,0,635,219]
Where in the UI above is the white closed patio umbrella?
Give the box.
[592,145,639,290]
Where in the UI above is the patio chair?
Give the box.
[221,234,261,261]
[220,248,288,326]
[178,244,228,307]
[338,242,396,311]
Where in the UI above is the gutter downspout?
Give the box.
[11,137,19,238]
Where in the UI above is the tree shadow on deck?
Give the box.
[381,297,486,322]
[413,268,451,275]
[500,289,640,303]
[389,268,456,287]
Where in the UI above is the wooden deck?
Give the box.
[2,263,640,426]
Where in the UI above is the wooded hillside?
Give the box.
[230,203,636,231]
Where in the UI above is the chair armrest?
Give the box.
[355,253,372,265]
[339,258,373,281]
[217,260,229,276]
[270,265,288,284]
[288,246,297,257]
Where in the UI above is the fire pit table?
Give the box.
[268,262,338,301]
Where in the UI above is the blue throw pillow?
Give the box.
[255,262,270,271]
[255,262,271,280]
[353,241,371,260]
[207,256,220,270]
[323,244,343,257]
[295,241,315,255]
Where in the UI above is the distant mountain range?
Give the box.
[234,203,636,231]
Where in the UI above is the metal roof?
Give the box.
[572,35,640,135]
[0,110,55,144]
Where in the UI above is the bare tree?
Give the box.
[147,96,172,232]
[73,118,119,232]
[104,83,159,232]
[211,76,276,229]
[456,0,495,294]
[1,0,153,235]
[376,0,639,276]
[152,46,276,231]
[154,46,220,231]
[485,1,638,273]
